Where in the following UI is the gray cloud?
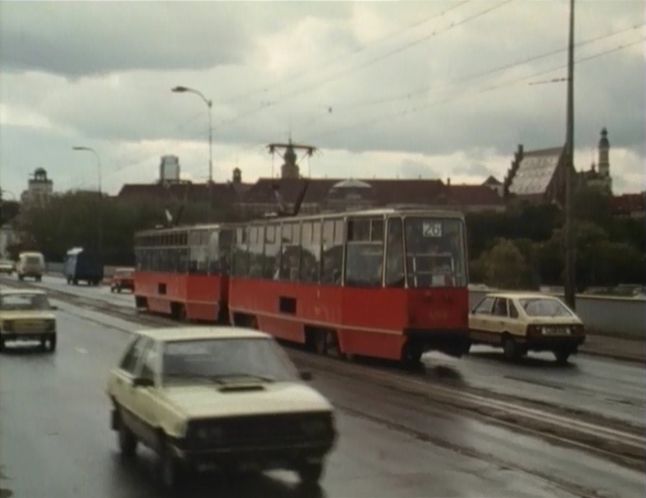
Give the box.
[0,1,643,196]
[0,3,252,76]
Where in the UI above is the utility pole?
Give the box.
[564,0,576,308]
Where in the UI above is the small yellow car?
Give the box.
[106,327,336,489]
[469,293,585,363]
[0,289,57,352]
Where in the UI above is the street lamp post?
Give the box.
[72,146,103,258]
[172,86,213,184]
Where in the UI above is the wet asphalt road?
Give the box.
[14,275,646,429]
[1,290,645,497]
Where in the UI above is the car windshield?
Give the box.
[0,293,51,311]
[519,298,574,317]
[162,337,298,384]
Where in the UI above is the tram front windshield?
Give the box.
[404,218,466,288]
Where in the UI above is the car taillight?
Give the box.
[526,324,540,336]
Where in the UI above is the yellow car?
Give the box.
[469,293,585,363]
[106,327,336,489]
[0,289,57,352]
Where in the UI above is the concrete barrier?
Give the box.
[469,288,645,339]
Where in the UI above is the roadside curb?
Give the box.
[580,348,645,365]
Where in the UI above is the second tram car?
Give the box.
[134,224,232,322]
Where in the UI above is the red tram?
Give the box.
[134,208,470,364]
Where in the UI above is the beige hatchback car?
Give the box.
[0,289,57,352]
[469,293,585,363]
[107,327,336,489]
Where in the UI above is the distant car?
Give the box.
[16,251,45,281]
[0,289,57,352]
[0,259,14,274]
[469,293,585,363]
[106,327,336,489]
[110,268,134,293]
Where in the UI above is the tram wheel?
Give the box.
[313,331,327,355]
[401,342,422,368]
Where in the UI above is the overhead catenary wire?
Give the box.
[335,22,646,113]
[219,0,474,106]
[211,0,514,132]
[303,36,645,143]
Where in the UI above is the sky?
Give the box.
[0,0,644,198]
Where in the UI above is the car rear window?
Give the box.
[519,298,574,317]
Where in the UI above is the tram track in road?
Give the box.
[3,277,645,473]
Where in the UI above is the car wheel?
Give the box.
[159,442,184,490]
[116,286,122,294]
[117,418,138,458]
[0,336,5,352]
[298,462,324,485]
[502,336,521,361]
[19,274,24,281]
[554,349,571,365]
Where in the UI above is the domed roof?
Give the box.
[599,127,609,148]
[331,179,372,189]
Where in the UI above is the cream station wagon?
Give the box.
[106,327,336,489]
[469,293,585,363]
[0,289,57,352]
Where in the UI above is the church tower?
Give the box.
[598,127,610,178]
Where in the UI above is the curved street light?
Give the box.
[172,85,213,183]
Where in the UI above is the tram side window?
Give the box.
[279,223,300,281]
[189,231,208,274]
[233,227,249,276]
[248,226,265,278]
[346,218,384,287]
[385,218,405,287]
[300,221,321,283]
[218,229,233,274]
[207,230,220,273]
[321,219,343,285]
[263,224,281,279]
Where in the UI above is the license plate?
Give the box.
[543,327,570,335]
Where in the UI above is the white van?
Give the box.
[16,252,45,282]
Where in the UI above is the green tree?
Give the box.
[477,238,533,289]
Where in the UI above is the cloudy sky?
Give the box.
[1,0,644,198]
